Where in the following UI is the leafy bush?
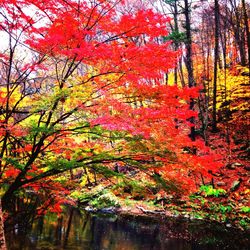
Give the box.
[241,206,250,213]
[200,185,226,197]
[219,205,232,214]
[89,191,120,209]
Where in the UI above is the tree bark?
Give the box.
[212,0,220,132]
[184,0,196,141]
[173,0,179,85]
[229,0,247,66]
[242,0,250,75]
[0,200,6,250]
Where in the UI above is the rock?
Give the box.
[226,163,235,170]
[136,205,165,215]
[244,166,250,171]
[226,162,243,170]
[212,172,223,177]
[230,179,242,192]
[99,207,117,214]
[165,211,172,216]
[217,181,226,187]
[232,162,243,167]
[85,206,97,212]
[237,172,247,177]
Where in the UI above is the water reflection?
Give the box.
[5,208,250,250]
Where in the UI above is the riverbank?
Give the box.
[81,203,250,250]
[80,195,250,232]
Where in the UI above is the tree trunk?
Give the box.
[212,0,220,132]
[1,177,24,211]
[0,200,7,250]
[230,0,246,66]
[184,0,196,141]
[178,57,186,87]
[173,0,179,85]
[242,0,250,74]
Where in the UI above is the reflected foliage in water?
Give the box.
[5,208,250,250]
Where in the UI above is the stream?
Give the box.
[5,207,250,250]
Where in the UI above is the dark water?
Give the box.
[5,208,250,250]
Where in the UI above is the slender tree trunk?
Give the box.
[173,0,179,85]
[165,71,169,85]
[212,0,220,132]
[242,0,250,77]
[0,200,7,250]
[184,0,196,141]
[178,57,186,87]
[184,0,195,88]
[230,0,246,66]
[220,2,228,100]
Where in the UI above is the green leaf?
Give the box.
[241,207,250,213]
[163,31,187,43]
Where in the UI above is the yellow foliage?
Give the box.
[209,66,249,123]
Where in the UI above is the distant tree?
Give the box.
[212,0,220,132]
